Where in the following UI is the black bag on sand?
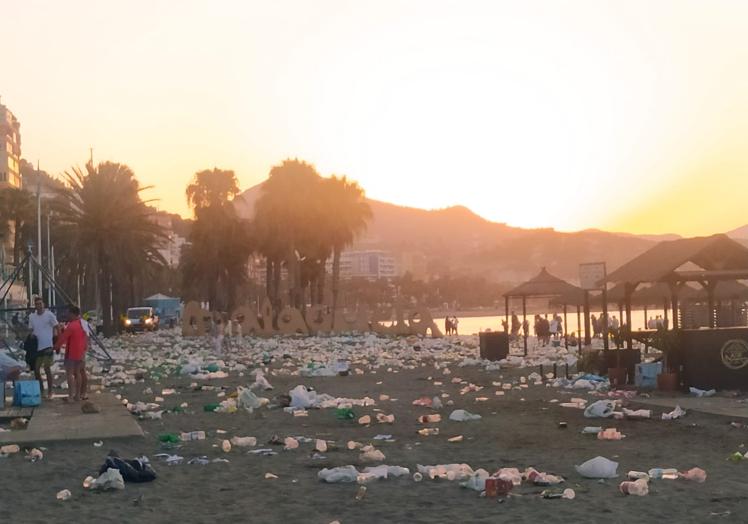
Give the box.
[22,334,38,369]
[100,454,157,483]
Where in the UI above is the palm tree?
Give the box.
[322,176,372,328]
[53,161,167,335]
[186,168,240,210]
[0,187,35,267]
[254,159,325,309]
[181,168,251,312]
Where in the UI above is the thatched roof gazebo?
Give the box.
[604,234,748,347]
[503,267,585,354]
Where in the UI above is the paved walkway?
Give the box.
[0,392,143,444]
[634,395,748,419]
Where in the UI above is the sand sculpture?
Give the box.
[180,298,442,337]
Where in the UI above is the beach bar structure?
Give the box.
[503,268,585,355]
[603,234,748,389]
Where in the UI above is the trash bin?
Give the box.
[603,349,641,385]
[479,331,509,361]
[635,362,662,388]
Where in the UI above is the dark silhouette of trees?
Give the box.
[181,168,251,312]
[52,161,166,335]
[252,160,372,318]
[0,187,35,268]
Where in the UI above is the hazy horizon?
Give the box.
[4,0,748,236]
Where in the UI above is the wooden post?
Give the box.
[706,280,716,329]
[504,295,509,331]
[522,295,528,356]
[602,286,609,351]
[583,290,591,345]
[576,304,582,348]
[669,282,680,330]
[624,282,634,350]
[563,304,568,349]
[643,304,648,353]
[663,299,669,329]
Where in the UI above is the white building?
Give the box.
[335,249,398,280]
[0,100,21,190]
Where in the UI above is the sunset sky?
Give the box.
[3,1,747,235]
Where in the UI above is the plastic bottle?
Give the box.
[180,431,206,441]
[355,486,367,501]
[619,478,649,496]
[648,467,677,479]
[158,433,181,443]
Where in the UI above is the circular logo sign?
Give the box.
[720,339,748,370]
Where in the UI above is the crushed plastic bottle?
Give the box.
[230,436,257,447]
[680,467,707,483]
[619,478,649,496]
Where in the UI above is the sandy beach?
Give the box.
[1,331,747,524]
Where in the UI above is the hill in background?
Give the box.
[233,184,661,284]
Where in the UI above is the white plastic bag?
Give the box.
[460,469,490,491]
[449,409,482,422]
[318,466,359,483]
[575,456,619,479]
[289,385,315,409]
[583,400,615,418]
[662,405,686,420]
[90,468,125,491]
[237,388,267,412]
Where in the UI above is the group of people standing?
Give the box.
[22,297,90,401]
[590,313,620,339]
[444,316,459,335]
[533,313,564,346]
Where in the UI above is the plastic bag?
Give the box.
[289,385,315,409]
[449,409,482,421]
[99,455,157,483]
[237,388,267,412]
[460,469,490,491]
[584,400,615,418]
[318,466,359,483]
[90,468,125,491]
[575,456,619,479]
[662,405,686,420]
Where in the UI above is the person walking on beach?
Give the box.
[444,316,453,335]
[28,296,58,399]
[54,305,89,401]
[212,316,225,353]
[511,312,521,339]
[451,316,459,335]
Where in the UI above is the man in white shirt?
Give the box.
[28,297,59,399]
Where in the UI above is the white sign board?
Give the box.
[579,262,606,290]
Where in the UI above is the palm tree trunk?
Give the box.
[265,258,273,301]
[287,247,298,308]
[272,259,281,310]
[99,251,113,336]
[331,246,341,329]
[317,262,326,305]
